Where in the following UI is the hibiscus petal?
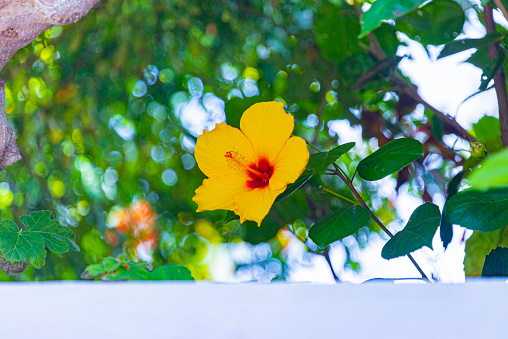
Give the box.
[193,175,250,212]
[234,187,285,226]
[240,102,294,163]
[269,136,309,191]
[194,122,255,178]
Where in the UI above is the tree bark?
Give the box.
[0,0,100,169]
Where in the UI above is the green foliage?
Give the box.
[360,0,425,37]
[444,188,508,232]
[306,143,355,174]
[396,0,465,46]
[309,205,370,248]
[438,33,503,59]
[82,256,194,281]
[316,3,362,63]
[381,203,441,260]
[0,211,78,273]
[465,227,508,276]
[469,148,508,190]
[357,138,424,181]
[482,247,508,277]
[472,116,503,153]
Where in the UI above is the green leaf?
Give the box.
[109,264,194,281]
[472,115,503,153]
[482,247,508,277]
[223,210,239,224]
[316,4,362,63]
[224,96,267,129]
[102,257,121,273]
[307,142,355,174]
[308,205,370,248]
[443,188,508,232]
[357,138,423,181]
[150,265,195,281]
[0,220,46,269]
[81,264,106,279]
[360,0,425,37]
[20,211,79,254]
[382,202,441,259]
[438,33,503,59]
[396,0,465,46]
[469,148,508,190]
[431,114,444,142]
[440,171,464,249]
[274,171,314,203]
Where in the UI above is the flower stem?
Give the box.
[331,163,429,280]
[319,185,360,206]
[306,141,321,153]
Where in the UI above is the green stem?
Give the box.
[306,141,321,153]
[319,185,360,206]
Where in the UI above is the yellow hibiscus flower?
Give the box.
[192,101,310,226]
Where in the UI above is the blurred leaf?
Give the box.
[396,0,464,46]
[372,23,399,56]
[308,205,370,248]
[316,4,362,63]
[440,171,464,249]
[307,142,355,174]
[360,0,425,37]
[244,215,281,245]
[482,247,508,277]
[479,49,506,91]
[223,210,240,224]
[224,96,267,129]
[472,115,503,153]
[357,138,423,181]
[438,33,503,59]
[443,188,508,232]
[102,257,121,273]
[469,148,508,190]
[382,202,441,259]
[465,227,508,276]
[108,264,194,281]
[81,264,106,279]
[432,114,444,142]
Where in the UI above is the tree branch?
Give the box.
[0,0,100,169]
[484,4,508,147]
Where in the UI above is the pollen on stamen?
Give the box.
[225,150,248,172]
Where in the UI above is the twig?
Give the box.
[323,246,340,282]
[331,163,429,280]
[484,5,508,147]
[319,185,360,206]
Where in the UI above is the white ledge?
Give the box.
[1,280,506,338]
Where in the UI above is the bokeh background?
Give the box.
[0,0,500,282]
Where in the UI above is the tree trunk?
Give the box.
[0,0,100,169]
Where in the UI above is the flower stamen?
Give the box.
[225,151,269,181]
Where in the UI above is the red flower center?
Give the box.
[247,158,273,189]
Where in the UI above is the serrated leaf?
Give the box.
[396,0,465,46]
[443,188,508,232]
[307,142,355,174]
[357,138,423,181]
[20,211,79,254]
[382,202,441,260]
[438,33,503,59]
[0,220,46,269]
[309,205,371,248]
[360,0,425,37]
[469,148,508,190]
[482,247,508,277]
[81,264,106,279]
